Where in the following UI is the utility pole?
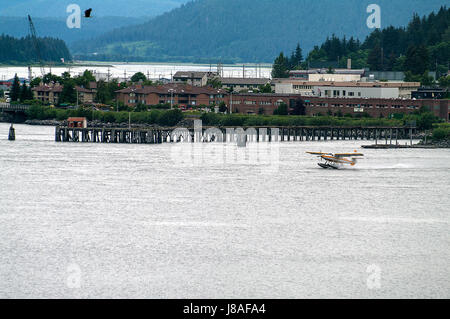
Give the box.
[169,89,174,109]
[230,90,233,114]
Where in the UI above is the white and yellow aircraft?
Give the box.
[306,151,364,169]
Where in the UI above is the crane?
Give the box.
[27,15,46,77]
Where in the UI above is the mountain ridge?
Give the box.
[0,0,189,17]
[71,0,448,63]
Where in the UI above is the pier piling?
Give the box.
[8,124,15,141]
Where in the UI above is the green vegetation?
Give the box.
[390,107,443,130]
[25,104,184,127]
[431,123,450,140]
[10,75,21,102]
[30,70,129,105]
[130,72,147,83]
[281,6,450,82]
[0,15,153,47]
[0,35,71,64]
[200,113,403,128]
[271,53,289,78]
[207,78,222,89]
[273,103,288,115]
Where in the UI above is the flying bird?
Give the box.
[84,8,92,18]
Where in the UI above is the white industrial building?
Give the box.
[272,80,421,99]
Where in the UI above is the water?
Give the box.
[0,123,449,298]
[0,63,272,82]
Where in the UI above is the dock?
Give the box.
[55,126,414,144]
[361,144,438,149]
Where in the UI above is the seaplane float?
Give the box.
[306,151,364,169]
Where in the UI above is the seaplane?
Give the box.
[306,151,364,169]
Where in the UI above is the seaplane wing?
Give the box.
[334,153,364,158]
[306,152,333,156]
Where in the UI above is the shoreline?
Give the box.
[0,61,273,68]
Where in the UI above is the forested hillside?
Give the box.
[71,0,447,63]
[0,0,188,18]
[271,7,449,84]
[0,35,72,64]
[0,16,150,45]
[303,6,449,71]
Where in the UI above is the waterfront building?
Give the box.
[412,87,448,100]
[218,77,271,92]
[272,79,420,99]
[116,83,227,108]
[32,82,63,105]
[173,71,218,87]
[289,68,365,81]
[225,93,450,121]
[75,82,97,104]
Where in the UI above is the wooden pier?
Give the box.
[55,126,414,144]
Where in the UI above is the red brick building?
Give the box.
[114,83,449,121]
[116,84,227,108]
[225,93,450,121]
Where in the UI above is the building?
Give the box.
[0,81,12,92]
[289,69,365,81]
[67,117,87,128]
[225,93,449,121]
[32,82,63,104]
[272,79,420,99]
[173,71,218,87]
[115,83,227,108]
[219,77,271,92]
[365,70,437,82]
[227,93,298,115]
[412,87,447,100]
[75,81,97,104]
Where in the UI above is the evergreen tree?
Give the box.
[271,52,289,78]
[60,80,77,104]
[19,84,28,102]
[26,85,34,100]
[367,43,383,70]
[10,74,21,102]
[131,72,147,82]
[30,77,42,88]
[290,98,305,115]
[404,45,429,75]
[294,43,303,65]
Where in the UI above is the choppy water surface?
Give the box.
[0,123,449,298]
